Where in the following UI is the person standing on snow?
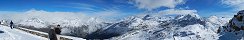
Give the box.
[48,24,62,40]
[10,21,13,29]
[55,24,61,40]
[48,26,58,40]
[55,24,61,34]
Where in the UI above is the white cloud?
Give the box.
[92,10,123,17]
[208,10,236,18]
[0,9,88,23]
[57,3,103,12]
[93,11,119,17]
[222,0,244,10]
[158,9,197,15]
[0,9,126,23]
[24,9,87,23]
[130,0,187,10]
[69,3,98,11]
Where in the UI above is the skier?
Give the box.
[10,21,13,29]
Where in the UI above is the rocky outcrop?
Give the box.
[218,10,244,40]
[222,10,244,32]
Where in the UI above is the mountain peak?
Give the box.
[173,13,205,27]
[142,14,151,20]
[208,15,218,20]
[25,18,44,23]
[175,13,201,20]
[238,10,244,14]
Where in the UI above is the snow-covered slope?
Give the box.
[173,13,205,27]
[0,25,48,40]
[106,13,230,40]
[53,18,85,27]
[52,17,112,38]
[18,18,48,28]
[13,10,237,40]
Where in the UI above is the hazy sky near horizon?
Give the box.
[0,0,243,17]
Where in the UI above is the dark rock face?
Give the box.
[218,10,244,40]
[224,10,244,31]
[0,30,4,33]
[143,15,151,20]
[86,21,132,39]
[85,17,134,39]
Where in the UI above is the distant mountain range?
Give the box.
[15,11,240,40]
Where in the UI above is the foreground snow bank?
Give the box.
[16,26,86,40]
[0,25,48,40]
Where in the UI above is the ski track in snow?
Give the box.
[0,25,48,40]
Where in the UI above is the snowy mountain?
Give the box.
[218,10,244,40]
[104,13,230,40]
[173,13,205,27]
[18,18,48,28]
[14,11,236,40]
[53,17,113,38]
[53,19,82,27]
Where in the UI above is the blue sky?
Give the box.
[0,0,242,17]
